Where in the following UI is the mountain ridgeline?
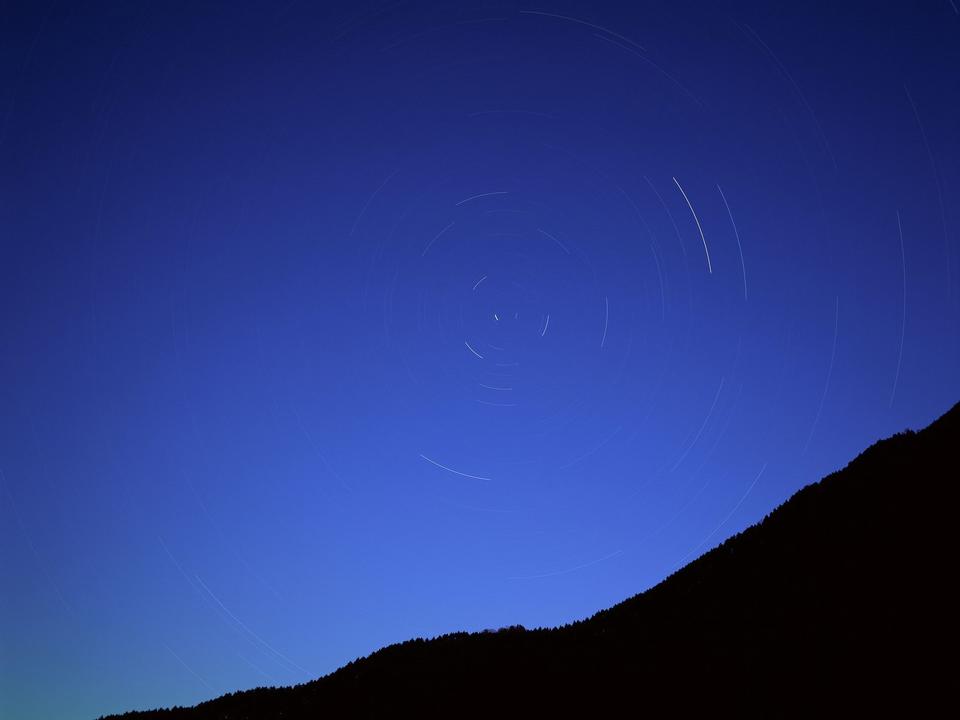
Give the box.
[103,403,957,718]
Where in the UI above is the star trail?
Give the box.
[1,2,958,718]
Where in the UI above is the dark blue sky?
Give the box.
[2,1,958,717]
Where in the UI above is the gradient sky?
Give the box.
[2,1,959,718]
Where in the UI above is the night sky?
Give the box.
[2,2,959,718]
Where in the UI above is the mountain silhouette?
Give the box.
[101,402,957,718]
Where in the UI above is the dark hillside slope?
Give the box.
[103,402,958,718]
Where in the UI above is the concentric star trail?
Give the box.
[673,176,713,273]
[350,169,399,236]
[540,313,550,336]
[464,340,484,359]
[803,297,840,455]
[194,575,312,678]
[519,9,645,52]
[507,549,624,580]
[600,296,610,348]
[537,227,570,254]
[679,462,768,565]
[717,184,747,300]
[419,454,492,482]
[6,5,959,713]
[671,376,726,472]
[163,644,216,693]
[904,83,951,298]
[422,220,455,256]
[456,191,508,205]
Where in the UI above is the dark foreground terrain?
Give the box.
[103,403,957,718]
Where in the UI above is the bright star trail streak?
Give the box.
[418,454,493,482]
[476,399,517,407]
[464,340,484,359]
[672,176,713,273]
